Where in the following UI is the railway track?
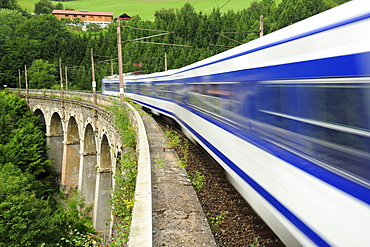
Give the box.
[154,115,285,247]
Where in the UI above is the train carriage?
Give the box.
[103,1,370,245]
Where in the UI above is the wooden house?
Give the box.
[52,10,114,28]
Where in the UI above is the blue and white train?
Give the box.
[103,1,370,246]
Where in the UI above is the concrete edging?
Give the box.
[126,102,152,247]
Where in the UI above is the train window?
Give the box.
[255,80,370,181]
[155,83,171,99]
[257,82,370,131]
[188,83,218,114]
[126,84,132,93]
[137,84,142,94]
[141,83,151,96]
[173,83,185,102]
[104,83,119,92]
[188,82,241,118]
[209,83,241,113]
[131,84,137,93]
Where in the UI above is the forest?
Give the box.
[0,0,349,91]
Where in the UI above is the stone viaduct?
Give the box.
[11,89,124,238]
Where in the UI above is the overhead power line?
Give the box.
[125,32,174,43]
[214,15,264,46]
[122,26,170,33]
[121,26,192,47]
[133,41,192,47]
[216,32,242,45]
[219,0,231,10]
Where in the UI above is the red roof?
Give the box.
[52,10,113,17]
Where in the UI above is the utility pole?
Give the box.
[59,58,63,90]
[111,60,114,75]
[164,52,168,71]
[91,48,97,104]
[260,15,264,37]
[18,69,21,88]
[59,58,65,120]
[25,65,28,102]
[65,66,68,90]
[117,17,124,104]
[91,48,98,131]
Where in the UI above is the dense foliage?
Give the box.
[104,103,137,245]
[0,0,349,91]
[0,91,96,246]
[0,91,52,178]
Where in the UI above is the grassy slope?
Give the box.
[18,0,256,20]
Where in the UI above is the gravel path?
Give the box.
[141,112,217,247]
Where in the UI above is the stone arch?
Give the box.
[62,116,80,191]
[33,108,46,132]
[50,111,63,135]
[94,134,113,236]
[101,134,112,168]
[80,123,97,207]
[48,112,64,177]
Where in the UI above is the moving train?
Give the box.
[103,1,370,246]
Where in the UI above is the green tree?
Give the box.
[331,0,350,4]
[0,163,59,246]
[0,13,73,87]
[0,91,30,144]
[0,91,53,178]
[0,9,27,86]
[28,59,57,89]
[0,0,24,12]
[154,8,176,23]
[56,191,96,240]
[14,14,72,60]
[72,17,84,31]
[270,0,332,32]
[302,0,332,16]
[34,0,54,14]
[2,118,53,176]
[55,2,64,10]
[0,9,26,53]
[60,17,73,26]
[0,163,97,246]
[86,23,102,32]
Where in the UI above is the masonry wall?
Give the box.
[21,92,123,239]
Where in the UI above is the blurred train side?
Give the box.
[103,1,370,246]
[102,75,120,97]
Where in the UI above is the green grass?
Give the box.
[18,0,256,20]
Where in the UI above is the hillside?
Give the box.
[4,0,347,90]
[18,0,257,20]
